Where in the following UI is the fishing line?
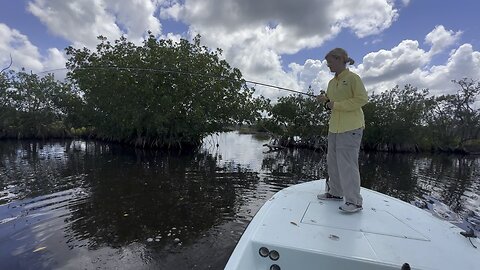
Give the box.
[0,54,13,74]
[34,66,317,97]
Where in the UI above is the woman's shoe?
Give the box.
[317,193,343,201]
[339,202,363,213]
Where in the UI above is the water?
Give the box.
[0,132,479,269]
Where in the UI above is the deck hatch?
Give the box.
[301,201,429,241]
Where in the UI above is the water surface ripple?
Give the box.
[0,133,479,269]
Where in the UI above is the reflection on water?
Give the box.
[361,152,480,218]
[0,132,479,269]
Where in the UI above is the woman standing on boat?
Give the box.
[317,48,368,213]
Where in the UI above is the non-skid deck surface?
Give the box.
[250,180,480,269]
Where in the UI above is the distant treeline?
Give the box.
[254,80,480,154]
[1,35,479,152]
[0,34,267,149]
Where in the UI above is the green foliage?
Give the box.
[434,79,480,146]
[1,32,479,154]
[264,79,480,153]
[363,79,480,152]
[65,34,265,149]
[0,70,74,138]
[265,86,328,139]
[363,84,433,150]
[418,79,480,149]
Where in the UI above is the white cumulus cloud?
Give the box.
[345,25,478,95]
[9,1,477,100]
[27,0,163,49]
[0,23,67,77]
[160,0,399,98]
[425,25,462,56]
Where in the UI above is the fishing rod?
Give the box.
[36,66,318,97]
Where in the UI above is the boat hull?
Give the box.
[225,180,480,270]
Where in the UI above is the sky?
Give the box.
[1,0,480,100]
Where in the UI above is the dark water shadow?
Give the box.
[1,134,479,269]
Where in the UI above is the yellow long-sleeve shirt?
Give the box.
[326,69,368,133]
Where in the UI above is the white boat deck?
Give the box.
[225,180,480,270]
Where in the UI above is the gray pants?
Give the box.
[326,128,363,206]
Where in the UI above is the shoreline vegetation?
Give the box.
[238,127,480,155]
[1,35,479,154]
